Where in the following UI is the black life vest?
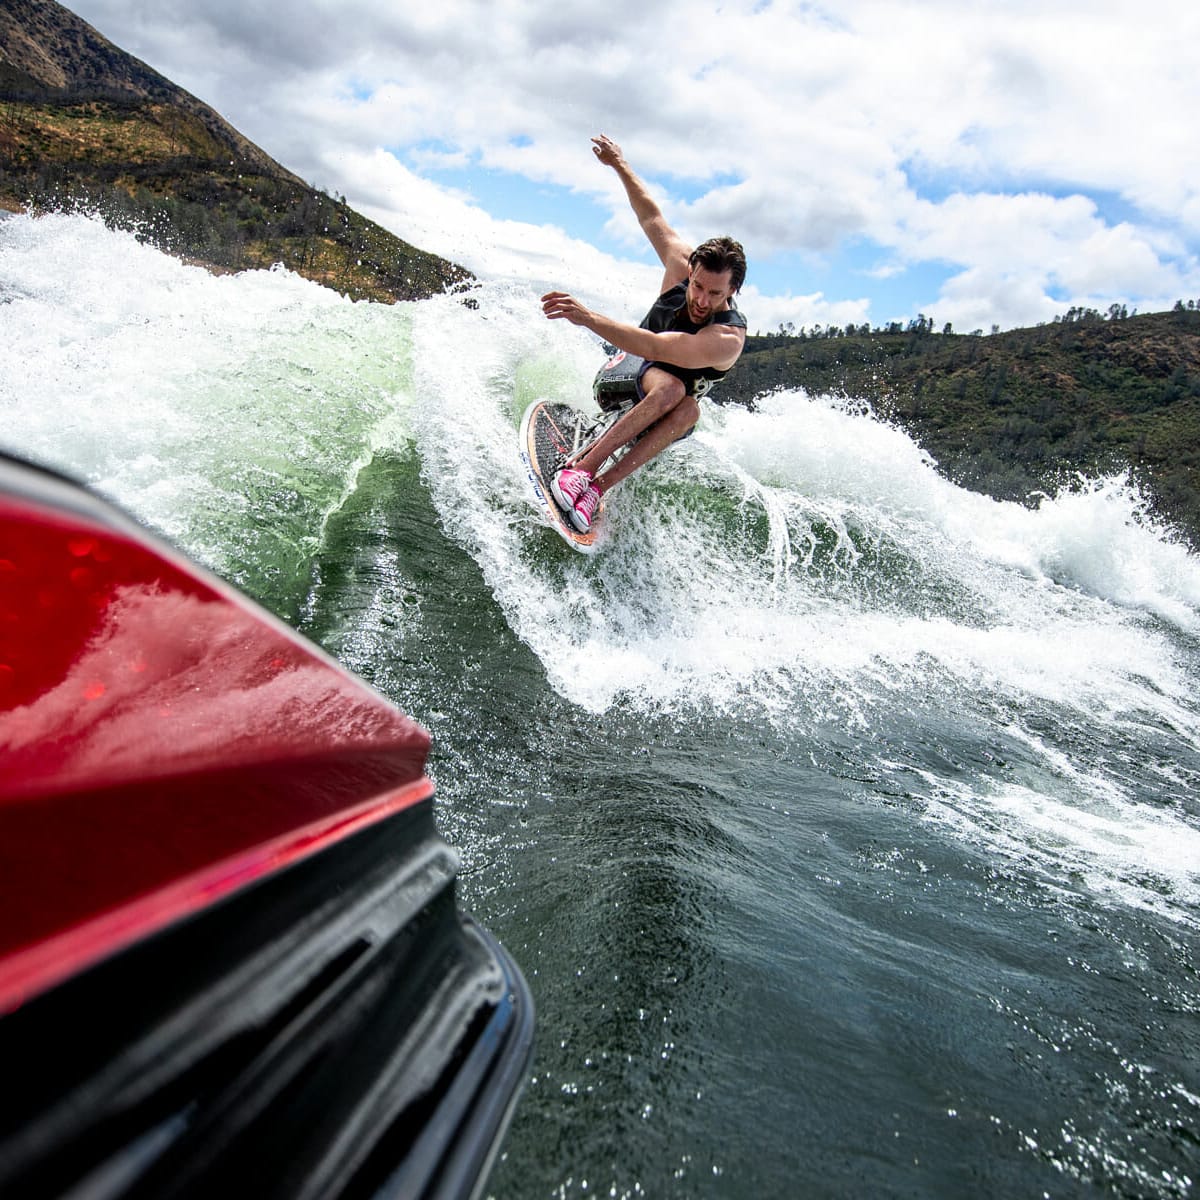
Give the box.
[638,281,747,396]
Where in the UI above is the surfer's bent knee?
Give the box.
[638,366,687,418]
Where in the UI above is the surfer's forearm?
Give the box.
[582,313,675,364]
[541,292,742,372]
[600,320,744,372]
[542,293,648,355]
[613,161,665,234]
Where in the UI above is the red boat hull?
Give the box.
[0,453,531,1199]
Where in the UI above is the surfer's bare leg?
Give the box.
[574,368,692,485]
[594,395,698,493]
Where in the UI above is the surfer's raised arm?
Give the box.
[592,134,691,290]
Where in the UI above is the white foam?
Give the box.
[927,776,1200,920]
[1,212,416,586]
[5,217,1199,922]
[390,287,1200,733]
[397,287,1200,922]
[708,391,1200,628]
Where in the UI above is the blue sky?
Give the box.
[66,0,1200,333]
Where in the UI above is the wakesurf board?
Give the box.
[519,399,605,552]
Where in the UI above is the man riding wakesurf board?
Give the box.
[541,134,747,533]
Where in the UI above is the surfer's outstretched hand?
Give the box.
[541,291,593,327]
[591,134,624,169]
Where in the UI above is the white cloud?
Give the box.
[888,189,1200,330]
[65,0,1200,330]
[334,148,657,316]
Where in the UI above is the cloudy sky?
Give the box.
[67,0,1200,333]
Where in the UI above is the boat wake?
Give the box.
[3,213,1198,928]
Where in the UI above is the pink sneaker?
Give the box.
[551,466,593,513]
[569,484,601,533]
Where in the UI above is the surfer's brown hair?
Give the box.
[690,237,746,293]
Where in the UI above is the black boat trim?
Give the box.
[0,804,534,1200]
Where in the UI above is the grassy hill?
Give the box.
[720,307,1200,546]
[0,0,469,302]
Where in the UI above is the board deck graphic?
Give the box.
[519,399,603,552]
